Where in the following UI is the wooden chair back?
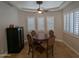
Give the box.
[31,30,36,37]
[48,30,55,46]
[27,34,33,46]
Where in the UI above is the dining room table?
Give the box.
[32,32,49,57]
[33,32,48,43]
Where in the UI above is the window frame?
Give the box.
[27,16,55,32]
[64,8,79,38]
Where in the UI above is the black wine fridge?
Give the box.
[6,27,24,53]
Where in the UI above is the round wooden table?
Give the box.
[33,32,48,43]
[32,33,49,57]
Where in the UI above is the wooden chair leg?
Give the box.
[52,46,54,56]
[32,47,34,58]
[46,48,48,58]
[28,47,30,55]
[46,40,48,58]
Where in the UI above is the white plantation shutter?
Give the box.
[66,13,70,32]
[37,16,45,31]
[74,10,79,35]
[27,16,35,31]
[70,12,74,33]
[64,8,79,36]
[27,16,54,32]
[47,16,54,31]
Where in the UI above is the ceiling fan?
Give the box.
[36,1,48,14]
[22,1,49,14]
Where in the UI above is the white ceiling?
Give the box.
[9,1,63,9]
[9,1,71,12]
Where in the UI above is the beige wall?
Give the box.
[18,10,28,42]
[18,10,63,41]
[0,2,19,54]
[63,2,79,53]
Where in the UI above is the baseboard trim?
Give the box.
[0,54,11,58]
[62,41,79,56]
[55,39,63,42]
[0,51,9,58]
[56,39,79,56]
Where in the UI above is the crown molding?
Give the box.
[3,1,72,12]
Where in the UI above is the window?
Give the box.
[64,9,79,36]
[47,16,54,31]
[66,13,70,32]
[27,16,35,31]
[70,12,74,33]
[27,16,54,32]
[74,10,79,35]
[37,16,45,31]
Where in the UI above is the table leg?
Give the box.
[46,40,48,58]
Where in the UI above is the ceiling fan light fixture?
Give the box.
[38,10,42,14]
[36,1,43,14]
[37,8,42,14]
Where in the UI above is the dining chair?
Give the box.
[41,30,55,57]
[48,30,55,56]
[31,30,37,37]
[27,34,34,57]
[27,34,45,57]
[48,36,55,56]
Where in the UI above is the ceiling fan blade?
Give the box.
[21,8,37,12]
[44,7,59,12]
[43,9,48,12]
